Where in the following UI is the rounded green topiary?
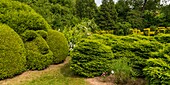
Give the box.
[47,30,69,64]
[21,30,53,70]
[70,39,114,77]
[0,0,51,34]
[0,24,26,79]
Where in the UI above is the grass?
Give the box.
[22,64,88,85]
[0,57,90,85]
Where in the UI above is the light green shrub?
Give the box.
[0,0,51,34]
[47,30,69,64]
[87,34,163,77]
[70,39,114,77]
[143,44,170,84]
[154,34,170,43]
[0,24,26,79]
[36,30,48,40]
[21,30,53,70]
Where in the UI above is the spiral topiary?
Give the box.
[0,24,26,79]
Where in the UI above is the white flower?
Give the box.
[111,70,114,74]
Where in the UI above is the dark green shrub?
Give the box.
[47,30,69,64]
[0,24,26,79]
[21,30,53,70]
[70,39,114,77]
[0,0,51,34]
[154,34,170,43]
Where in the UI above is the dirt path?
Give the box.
[85,77,114,85]
[0,58,69,85]
[0,57,115,85]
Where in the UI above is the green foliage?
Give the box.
[76,0,97,19]
[126,10,144,29]
[21,30,53,70]
[0,24,26,79]
[36,30,48,40]
[70,39,114,77]
[114,22,132,35]
[95,0,118,30]
[0,0,51,34]
[115,0,130,22]
[110,57,133,84]
[143,44,170,84]
[47,30,69,64]
[63,19,97,49]
[86,34,163,77]
[154,34,170,43]
[14,0,79,30]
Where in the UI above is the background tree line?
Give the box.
[14,0,170,35]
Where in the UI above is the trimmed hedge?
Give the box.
[47,30,69,64]
[21,30,53,70]
[0,24,26,79]
[0,0,51,34]
[70,39,114,77]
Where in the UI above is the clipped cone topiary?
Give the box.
[0,24,26,79]
[47,30,69,64]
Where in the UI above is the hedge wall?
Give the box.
[0,24,26,79]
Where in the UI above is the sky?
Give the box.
[95,0,170,6]
[95,0,118,6]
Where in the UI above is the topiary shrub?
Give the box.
[47,30,69,64]
[0,0,51,35]
[36,30,48,40]
[21,30,53,70]
[0,24,26,79]
[70,39,114,77]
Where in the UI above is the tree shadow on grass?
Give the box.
[60,59,82,78]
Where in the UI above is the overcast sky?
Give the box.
[95,0,118,6]
[95,0,170,6]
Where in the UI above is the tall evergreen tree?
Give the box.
[115,0,130,22]
[76,0,97,19]
[95,0,118,30]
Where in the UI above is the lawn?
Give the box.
[0,57,90,85]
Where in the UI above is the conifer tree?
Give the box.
[95,0,118,30]
[76,0,97,19]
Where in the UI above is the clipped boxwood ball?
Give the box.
[47,30,69,64]
[70,39,114,77]
[0,0,51,34]
[21,30,53,70]
[0,24,26,79]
